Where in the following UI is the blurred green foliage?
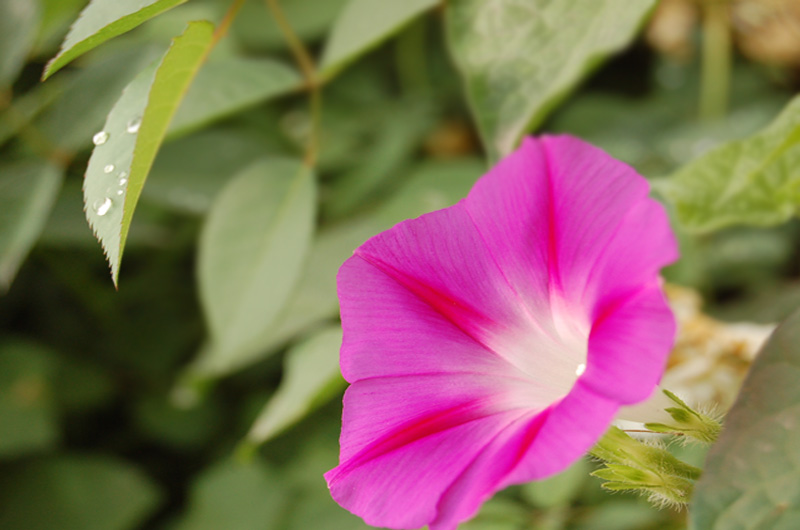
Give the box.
[1,0,800,529]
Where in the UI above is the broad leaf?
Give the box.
[659,94,800,233]
[84,20,213,285]
[168,57,302,137]
[197,158,316,375]
[0,455,162,530]
[42,0,188,80]
[690,307,800,529]
[0,341,58,457]
[173,459,286,530]
[0,0,40,87]
[248,326,345,444]
[320,0,438,78]
[446,0,656,161]
[143,129,269,214]
[189,158,481,377]
[0,159,63,291]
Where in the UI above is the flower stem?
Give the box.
[699,0,731,121]
[264,0,321,168]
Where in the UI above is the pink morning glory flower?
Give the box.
[325,135,678,530]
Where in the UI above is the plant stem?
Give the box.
[264,0,321,167]
[212,0,246,47]
[699,0,731,121]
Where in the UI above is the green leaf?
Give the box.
[168,57,302,138]
[198,158,481,377]
[197,158,316,375]
[248,326,345,444]
[42,0,188,80]
[143,129,270,214]
[232,0,349,52]
[659,95,800,233]
[0,159,63,291]
[84,20,214,285]
[0,341,58,457]
[521,458,590,508]
[320,0,438,78]
[690,307,800,529]
[0,76,64,148]
[0,455,163,529]
[446,0,656,161]
[323,100,434,218]
[0,0,40,87]
[172,459,287,530]
[33,45,161,153]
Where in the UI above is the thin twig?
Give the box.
[212,0,246,48]
[264,0,321,167]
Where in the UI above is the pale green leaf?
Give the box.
[33,45,161,152]
[0,341,57,457]
[0,159,63,291]
[189,158,480,377]
[320,0,438,77]
[42,0,188,80]
[232,0,349,52]
[690,307,800,529]
[446,0,656,161]
[0,0,40,87]
[197,158,316,375]
[0,455,162,530]
[659,95,800,233]
[168,57,302,137]
[84,20,214,285]
[521,457,590,508]
[173,459,286,530]
[248,326,344,444]
[0,76,63,148]
[143,129,269,214]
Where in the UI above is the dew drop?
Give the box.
[103,164,115,174]
[92,131,109,145]
[93,197,112,216]
[116,190,124,196]
[126,116,142,134]
[119,177,128,186]
[575,363,586,376]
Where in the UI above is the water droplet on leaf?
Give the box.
[93,197,112,216]
[92,131,109,145]
[126,116,142,134]
[119,177,128,186]
[103,164,115,174]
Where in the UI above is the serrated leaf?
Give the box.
[84,20,214,285]
[0,159,63,291]
[659,95,800,233]
[690,307,800,530]
[33,45,161,153]
[42,0,188,80]
[0,455,162,530]
[320,0,438,78]
[446,0,656,161]
[248,326,344,444]
[197,158,316,374]
[168,57,302,138]
[173,459,287,530]
[0,0,40,87]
